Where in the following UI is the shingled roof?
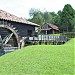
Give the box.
[0,9,40,26]
[40,23,59,31]
[47,23,59,30]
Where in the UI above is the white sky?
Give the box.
[0,0,75,19]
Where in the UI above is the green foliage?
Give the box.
[28,9,44,26]
[60,4,74,32]
[61,32,75,38]
[28,8,57,26]
[0,38,74,74]
[28,4,75,32]
[72,25,75,31]
[52,15,61,27]
[72,15,75,31]
[50,34,60,36]
[31,13,44,25]
[43,12,57,24]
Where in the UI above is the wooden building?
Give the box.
[40,23,59,34]
[0,9,39,48]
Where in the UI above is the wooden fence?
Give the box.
[25,35,68,43]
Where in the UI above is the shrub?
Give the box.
[61,32,75,38]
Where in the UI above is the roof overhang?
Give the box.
[0,9,40,27]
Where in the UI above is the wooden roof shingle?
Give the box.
[48,23,59,30]
[0,9,40,26]
[40,23,59,31]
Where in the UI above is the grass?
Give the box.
[50,34,60,36]
[0,38,74,75]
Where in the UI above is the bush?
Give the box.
[61,32,75,38]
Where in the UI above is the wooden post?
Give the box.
[46,30,47,35]
[52,30,55,34]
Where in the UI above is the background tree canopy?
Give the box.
[28,4,75,32]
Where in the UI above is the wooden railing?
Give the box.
[25,35,68,43]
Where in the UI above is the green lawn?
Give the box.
[50,34,60,36]
[0,38,74,75]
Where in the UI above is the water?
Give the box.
[0,47,18,56]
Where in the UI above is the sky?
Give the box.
[0,0,75,19]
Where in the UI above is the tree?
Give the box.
[28,8,57,26]
[28,6,75,32]
[72,13,75,32]
[28,8,44,26]
[43,11,53,23]
[60,4,74,32]
[31,13,44,25]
